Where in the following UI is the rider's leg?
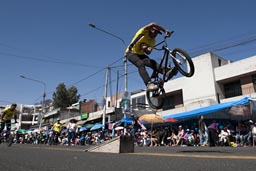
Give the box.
[4,120,11,139]
[146,58,177,80]
[0,121,5,133]
[126,53,151,85]
[6,120,11,132]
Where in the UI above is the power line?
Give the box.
[188,31,256,57]
[0,51,103,68]
[212,38,256,53]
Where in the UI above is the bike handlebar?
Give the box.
[167,30,174,38]
[153,31,174,49]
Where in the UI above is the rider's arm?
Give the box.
[1,111,6,120]
[143,22,171,36]
[140,43,152,55]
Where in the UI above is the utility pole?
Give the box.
[89,23,130,121]
[102,67,110,130]
[20,75,46,129]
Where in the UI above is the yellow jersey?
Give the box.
[2,107,18,121]
[53,122,62,133]
[126,27,156,55]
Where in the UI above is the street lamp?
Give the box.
[88,23,130,128]
[88,24,126,46]
[20,75,46,129]
[88,23,128,92]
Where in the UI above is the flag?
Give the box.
[137,120,147,130]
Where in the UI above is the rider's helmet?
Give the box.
[10,103,17,111]
[11,103,17,107]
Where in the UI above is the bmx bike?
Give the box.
[146,31,195,109]
[0,124,15,147]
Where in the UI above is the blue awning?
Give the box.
[121,117,133,124]
[163,97,250,121]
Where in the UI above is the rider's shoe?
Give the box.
[166,67,178,80]
[147,82,158,91]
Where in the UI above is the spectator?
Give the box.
[252,122,256,146]
[235,122,247,146]
[208,120,219,146]
[218,127,230,146]
[198,115,208,146]
[130,114,140,138]
[150,129,159,147]
[67,119,77,146]
[160,127,170,146]
[175,125,184,146]
[169,128,178,146]
[51,118,62,145]
[244,120,254,146]
[183,129,193,146]
[60,135,68,145]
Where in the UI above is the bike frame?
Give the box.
[152,35,174,84]
[146,32,194,109]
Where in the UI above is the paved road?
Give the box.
[1,144,256,171]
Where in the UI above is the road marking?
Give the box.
[17,145,84,152]
[131,152,256,160]
[13,145,256,160]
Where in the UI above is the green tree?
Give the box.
[67,86,80,105]
[52,83,80,108]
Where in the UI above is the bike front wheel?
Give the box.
[146,88,166,109]
[172,48,194,77]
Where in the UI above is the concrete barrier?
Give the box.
[86,135,134,153]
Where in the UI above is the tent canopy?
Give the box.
[163,97,250,121]
[121,118,133,124]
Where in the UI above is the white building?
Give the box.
[130,52,256,118]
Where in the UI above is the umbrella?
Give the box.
[139,114,164,131]
[164,118,177,123]
[79,126,87,132]
[90,123,103,131]
[69,118,78,123]
[32,129,40,133]
[115,126,124,131]
[139,114,164,124]
[17,129,28,134]
[83,123,94,129]
[228,105,250,116]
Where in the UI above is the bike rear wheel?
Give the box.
[172,48,194,77]
[146,87,166,109]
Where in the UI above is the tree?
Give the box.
[52,83,80,108]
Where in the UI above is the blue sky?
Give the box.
[0,0,256,105]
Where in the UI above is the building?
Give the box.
[12,53,256,130]
[130,53,256,119]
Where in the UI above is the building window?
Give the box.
[218,59,222,66]
[252,75,256,92]
[131,95,146,109]
[163,95,175,110]
[224,81,242,98]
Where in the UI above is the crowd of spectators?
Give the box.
[131,118,256,147]
[11,117,256,148]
